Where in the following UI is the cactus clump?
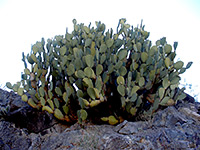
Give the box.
[6,19,192,125]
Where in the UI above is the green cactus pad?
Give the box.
[139,77,145,87]
[66,64,75,76]
[119,66,127,76]
[87,87,96,100]
[48,90,53,99]
[100,44,107,53]
[179,68,186,74]
[54,98,60,108]
[85,55,94,67]
[170,76,180,85]
[100,54,106,64]
[115,61,123,70]
[63,104,69,115]
[55,87,62,96]
[77,90,83,98]
[164,57,171,68]
[130,93,138,102]
[106,38,114,48]
[108,115,118,125]
[47,99,54,110]
[141,52,148,63]
[84,67,96,79]
[89,100,101,107]
[159,88,165,100]
[42,106,53,114]
[186,62,193,69]
[162,77,170,89]
[130,86,140,96]
[117,85,125,96]
[117,76,125,85]
[136,42,142,51]
[80,109,88,121]
[85,38,92,47]
[117,49,127,60]
[12,84,20,92]
[177,93,186,101]
[101,117,108,122]
[83,26,90,34]
[95,76,103,91]
[93,88,100,99]
[28,98,37,108]
[21,94,28,102]
[130,107,137,116]
[74,59,82,70]
[30,54,37,63]
[96,64,103,76]
[63,92,68,103]
[6,82,12,89]
[83,78,93,88]
[164,44,172,54]
[108,64,114,74]
[102,72,109,83]
[174,61,184,70]
[40,97,46,106]
[39,87,45,97]
[54,109,64,120]
[160,96,170,106]
[59,46,67,56]
[24,68,31,75]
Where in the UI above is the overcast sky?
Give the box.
[0,0,200,100]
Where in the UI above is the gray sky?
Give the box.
[0,0,200,100]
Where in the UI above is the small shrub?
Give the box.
[6,19,192,124]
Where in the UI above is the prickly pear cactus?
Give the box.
[6,19,192,125]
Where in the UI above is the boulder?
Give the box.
[0,89,58,133]
[0,88,200,150]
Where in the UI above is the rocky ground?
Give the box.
[1,88,200,150]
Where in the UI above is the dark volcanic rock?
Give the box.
[0,89,58,133]
[0,121,32,150]
[1,89,200,149]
